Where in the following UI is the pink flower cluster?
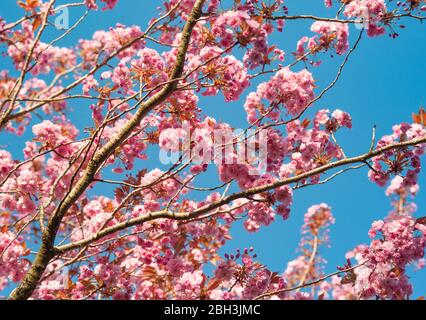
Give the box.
[264,128,289,173]
[368,123,425,187]
[111,60,133,94]
[296,21,349,62]
[165,0,207,19]
[385,175,419,197]
[32,119,78,147]
[211,248,286,299]
[174,270,204,299]
[21,78,66,115]
[284,255,310,286]
[82,75,99,95]
[234,183,292,232]
[0,230,30,290]
[189,46,250,101]
[85,0,119,10]
[5,21,77,76]
[279,111,348,184]
[90,47,167,97]
[211,10,271,69]
[0,150,14,181]
[0,17,5,33]
[79,24,144,64]
[0,149,39,217]
[343,0,387,37]
[244,67,315,123]
[310,21,349,55]
[130,48,168,88]
[351,216,426,299]
[367,217,426,267]
[242,268,283,299]
[302,203,335,236]
[314,109,352,131]
[274,186,293,220]
[243,200,277,232]
[70,197,120,242]
[139,169,181,201]
[219,170,293,231]
[217,127,288,184]
[283,204,334,295]
[101,118,148,172]
[212,10,260,45]
[324,0,333,8]
[159,127,188,152]
[14,119,94,209]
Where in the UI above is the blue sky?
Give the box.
[0,0,425,298]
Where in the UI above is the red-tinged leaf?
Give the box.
[0,211,10,218]
[114,187,125,202]
[0,225,8,233]
[390,266,403,277]
[80,279,96,291]
[209,254,221,266]
[412,107,426,126]
[68,277,76,290]
[140,265,157,281]
[32,16,42,31]
[207,278,222,291]
[252,15,264,25]
[267,45,277,54]
[416,216,426,226]
[103,201,115,213]
[418,296,425,300]
[200,273,207,290]
[174,236,186,253]
[18,0,40,12]
[340,270,357,285]
[301,118,311,129]
[17,1,26,9]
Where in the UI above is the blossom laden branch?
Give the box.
[1,0,426,301]
[55,135,426,253]
[8,0,206,300]
[254,263,364,300]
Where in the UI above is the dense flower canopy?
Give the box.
[0,0,425,300]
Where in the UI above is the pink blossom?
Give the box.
[369,123,425,188]
[310,21,349,55]
[343,0,387,37]
[244,67,315,121]
[0,231,30,289]
[189,46,250,101]
[85,0,118,10]
[82,75,99,95]
[174,270,204,299]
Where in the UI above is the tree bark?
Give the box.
[8,0,205,300]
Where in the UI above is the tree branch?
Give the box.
[254,263,364,300]
[55,135,425,253]
[8,0,206,300]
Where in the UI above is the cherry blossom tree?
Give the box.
[0,0,425,300]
